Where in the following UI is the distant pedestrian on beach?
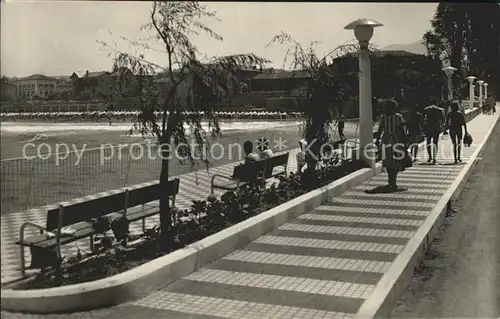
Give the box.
[406,106,424,162]
[446,101,467,164]
[336,114,346,140]
[424,103,446,164]
[105,101,114,125]
[375,99,407,190]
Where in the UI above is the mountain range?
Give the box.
[381,41,428,55]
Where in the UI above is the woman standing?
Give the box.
[375,99,407,189]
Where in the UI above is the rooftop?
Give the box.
[18,74,56,81]
[57,82,73,87]
[253,70,310,80]
[340,50,424,59]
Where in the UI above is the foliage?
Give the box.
[0,76,15,102]
[424,3,500,93]
[267,33,364,169]
[100,1,270,246]
[334,52,442,111]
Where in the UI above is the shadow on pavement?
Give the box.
[364,185,408,194]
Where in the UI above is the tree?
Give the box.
[268,33,367,173]
[0,76,12,102]
[424,3,500,94]
[102,1,269,248]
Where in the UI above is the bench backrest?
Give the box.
[46,178,180,231]
[233,160,266,182]
[46,192,126,231]
[127,178,179,208]
[264,153,289,178]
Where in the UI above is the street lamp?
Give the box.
[477,80,484,108]
[466,76,476,109]
[442,66,457,102]
[344,18,383,167]
[484,82,488,101]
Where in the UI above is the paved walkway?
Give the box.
[392,109,500,318]
[2,108,498,318]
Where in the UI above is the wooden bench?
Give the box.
[263,153,289,178]
[16,178,180,276]
[211,153,289,194]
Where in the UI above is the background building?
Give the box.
[16,74,57,99]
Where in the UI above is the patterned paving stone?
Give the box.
[253,236,405,254]
[315,205,430,219]
[331,197,435,209]
[2,110,497,318]
[298,214,424,228]
[0,150,299,284]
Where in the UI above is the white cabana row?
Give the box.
[0,110,304,120]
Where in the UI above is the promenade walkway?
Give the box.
[115,112,497,319]
[2,107,498,318]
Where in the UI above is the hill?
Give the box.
[381,41,428,55]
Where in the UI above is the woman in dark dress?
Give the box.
[375,99,407,189]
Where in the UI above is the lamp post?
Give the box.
[442,66,457,102]
[344,18,383,167]
[484,82,488,100]
[477,80,484,108]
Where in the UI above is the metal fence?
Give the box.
[0,143,187,214]
[1,119,369,214]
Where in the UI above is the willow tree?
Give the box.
[268,32,371,171]
[102,1,269,249]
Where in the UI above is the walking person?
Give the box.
[406,106,424,162]
[336,113,346,140]
[492,95,497,114]
[423,103,446,164]
[488,95,495,115]
[446,101,468,164]
[375,99,407,190]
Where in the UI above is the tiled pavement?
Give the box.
[2,109,498,318]
[0,150,300,284]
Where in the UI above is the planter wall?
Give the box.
[1,164,382,314]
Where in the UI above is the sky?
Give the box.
[1,1,438,77]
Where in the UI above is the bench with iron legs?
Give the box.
[211,153,289,194]
[16,178,180,276]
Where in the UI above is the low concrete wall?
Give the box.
[1,163,383,314]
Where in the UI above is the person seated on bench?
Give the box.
[243,140,260,162]
[257,138,274,159]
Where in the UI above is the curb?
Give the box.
[1,163,383,314]
[357,109,498,318]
